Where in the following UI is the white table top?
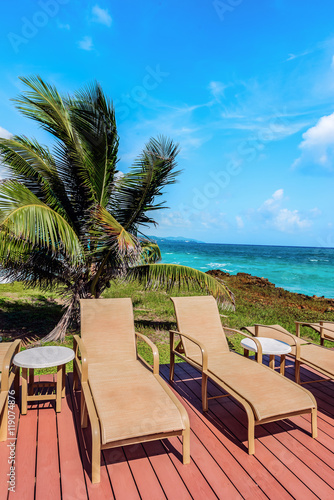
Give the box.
[240,337,292,355]
[13,346,74,369]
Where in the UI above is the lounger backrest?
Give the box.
[80,298,136,363]
[171,296,229,358]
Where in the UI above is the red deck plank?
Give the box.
[164,435,219,500]
[103,447,140,500]
[57,380,88,500]
[123,443,167,500]
[142,440,192,500]
[35,375,61,500]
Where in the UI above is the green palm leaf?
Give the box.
[113,136,180,230]
[139,241,162,264]
[128,263,235,309]
[0,180,83,262]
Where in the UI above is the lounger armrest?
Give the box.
[1,339,21,392]
[135,332,159,375]
[295,321,334,340]
[73,335,88,383]
[252,324,304,360]
[225,328,264,364]
[170,330,208,371]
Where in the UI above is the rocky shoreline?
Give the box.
[207,269,334,314]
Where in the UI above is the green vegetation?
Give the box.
[1,272,333,374]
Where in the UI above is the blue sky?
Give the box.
[1,0,334,247]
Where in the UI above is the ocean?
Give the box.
[156,240,334,299]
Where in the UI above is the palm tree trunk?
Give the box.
[41,301,75,343]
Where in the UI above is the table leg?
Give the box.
[21,368,28,415]
[28,369,34,395]
[280,355,286,375]
[56,365,62,412]
[243,348,249,358]
[62,365,66,398]
[269,355,275,370]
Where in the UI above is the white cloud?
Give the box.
[273,209,311,232]
[91,5,112,27]
[260,188,284,212]
[293,112,334,173]
[258,189,311,233]
[236,215,244,229]
[0,127,12,139]
[208,81,228,101]
[78,36,93,51]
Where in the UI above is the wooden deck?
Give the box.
[1,357,334,499]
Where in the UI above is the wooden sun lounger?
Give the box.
[73,298,190,483]
[0,340,21,441]
[170,296,317,455]
[243,323,334,386]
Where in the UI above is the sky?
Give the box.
[0,0,334,247]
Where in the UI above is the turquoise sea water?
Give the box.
[157,240,334,298]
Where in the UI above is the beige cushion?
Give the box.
[299,344,334,377]
[88,361,185,445]
[206,353,315,421]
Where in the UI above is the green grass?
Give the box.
[1,277,333,373]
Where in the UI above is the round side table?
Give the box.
[13,346,74,414]
[240,337,291,375]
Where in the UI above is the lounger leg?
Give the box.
[169,350,175,382]
[81,392,88,428]
[73,364,78,391]
[182,426,191,464]
[201,373,208,412]
[0,397,8,441]
[280,355,286,375]
[91,425,101,483]
[295,360,301,384]
[248,415,255,455]
[311,408,317,439]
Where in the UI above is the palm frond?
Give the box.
[0,180,83,262]
[127,263,235,309]
[113,135,181,230]
[69,82,119,207]
[0,136,77,224]
[92,206,141,258]
[139,241,162,264]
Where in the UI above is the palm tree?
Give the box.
[0,76,234,342]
